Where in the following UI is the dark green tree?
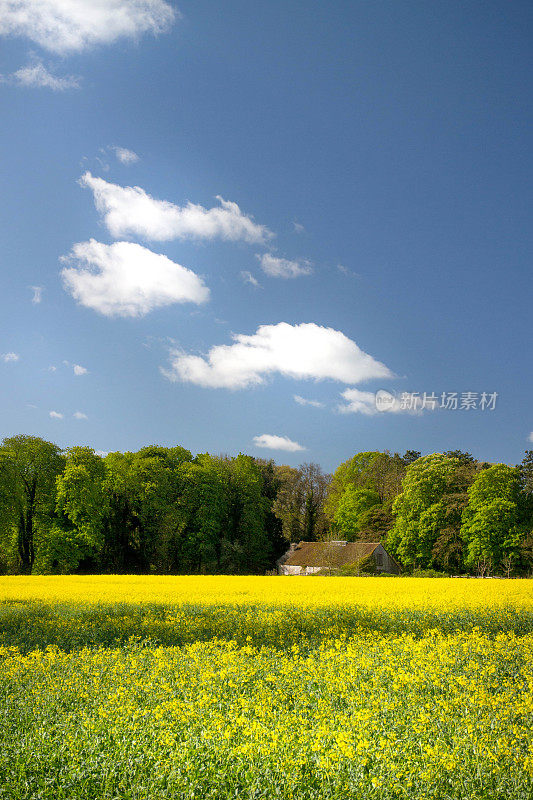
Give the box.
[0,435,64,572]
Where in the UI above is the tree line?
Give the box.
[0,435,532,576]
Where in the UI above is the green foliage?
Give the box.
[0,435,65,572]
[56,447,107,547]
[326,451,405,545]
[388,453,475,568]
[407,568,450,578]
[273,462,330,542]
[333,486,381,540]
[461,464,525,573]
[2,435,533,577]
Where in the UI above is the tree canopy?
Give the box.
[0,435,532,577]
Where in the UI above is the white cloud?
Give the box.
[337,264,361,278]
[2,352,19,362]
[293,221,305,234]
[49,410,63,419]
[73,411,88,419]
[30,285,43,303]
[337,388,420,416]
[253,434,306,452]
[240,270,260,287]
[163,322,393,390]
[48,365,57,372]
[61,239,210,317]
[293,394,324,408]
[527,432,533,443]
[80,172,272,244]
[113,146,139,165]
[95,450,108,457]
[6,62,80,90]
[73,364,88,375]
[0,0,176,54]
[257,253,312,279]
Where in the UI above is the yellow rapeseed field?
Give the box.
[0,576,532,799]
[2,573,533,609]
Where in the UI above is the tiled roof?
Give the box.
[282,541,380,568]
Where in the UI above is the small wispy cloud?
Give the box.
[48,365,57,372]
[73,364,88,376]
[112,146,139,165]
[73,411,88,420]
[293,395,325,408]
[95,450,109,458]
[4,62,80,90]
[528,432,533,443]
[49,411,63,419]
[293,222,305,234]
[253,434,306,452]
[30,285,43,304]
[2,352,19,363]
[337,389,423,416]
[337,264,361,278]
[257,253,312,279]
[240,270,261,287]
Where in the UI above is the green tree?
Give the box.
[273,462,330,543]
[388,453,474,569]
[56,447,107,543]
[0,435,64,572]
[327,451,405,542]
[173,454,229,572]
[325,452,382,521]
[255,459,287,565]
[461,464,525,574]
[333,486,381,541]
[222,454,270,572]
[518,451,533,495]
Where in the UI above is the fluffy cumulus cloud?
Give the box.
[2,61,80,89]
[49,410,63,419]
[73,364,88,375]
[257,253,312,279]
[2,352,19,362]
[253,434,305,452]
[338,388,417,416]
[61,239,209,317]
[293,394,324,408]
[163,322,393,389]
[73,411,88,419]
[80,172,272,244]
[0,0,176,54]
[113,146,139,165]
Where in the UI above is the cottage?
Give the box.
[277,540,400,575]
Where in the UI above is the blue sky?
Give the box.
[1,0,532,471]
